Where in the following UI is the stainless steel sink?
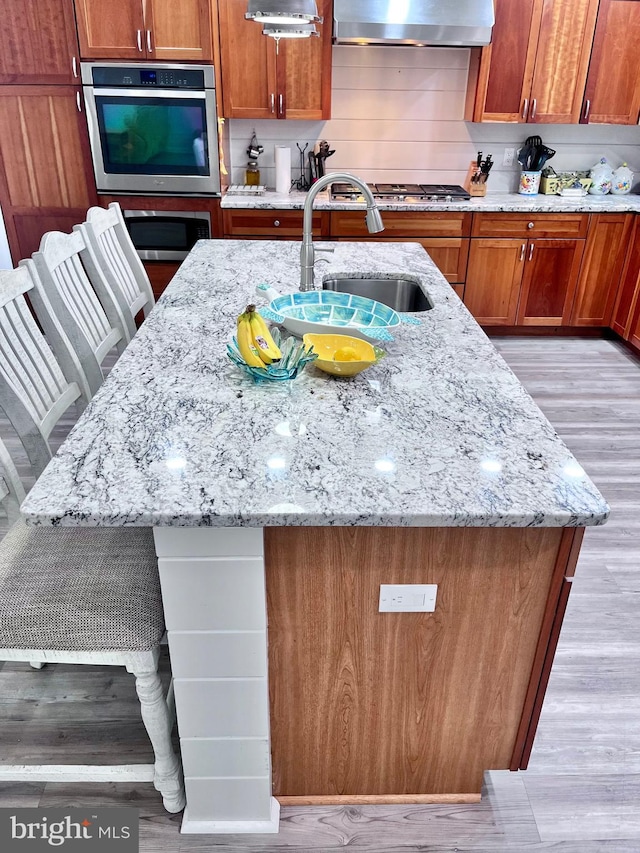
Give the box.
[322,275,433,312]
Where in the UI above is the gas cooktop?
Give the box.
[330,183,471,202]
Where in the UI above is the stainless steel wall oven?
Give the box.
[81,62,221,195]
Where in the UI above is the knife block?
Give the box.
[464,161,488,196]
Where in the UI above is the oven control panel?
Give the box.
[90,66,206,89]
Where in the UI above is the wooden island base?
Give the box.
[264,525,583,799]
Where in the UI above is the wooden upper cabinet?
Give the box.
[74,0,146,59]
[0,0,80,84]
[218,0,277,118]
[466,0,599,123]
[74,0,212,61]
[218,0,332,119]
[145,0,212,61]
[581,0,640,124]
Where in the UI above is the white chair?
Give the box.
[0,270,184,811]
[0,265,91,476]
[75,203,155,341]
[27,228,130,396]
[0,436,26,526]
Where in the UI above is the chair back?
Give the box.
[0,265,90,476]
[30,229,128,395]
[0,436,26,525]
[77,203,155,340]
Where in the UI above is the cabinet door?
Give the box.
[0,86,97,261]
[611,218,640,337]
[627,294,640,350]
[529,0,599,123]
[0,0,80,84]
[466,0,542,122]
[218,0,277,118]
[517,239,584,325]
[581,0,640,124]
[464,239,524,325]
[571,214,633,326]
[145,0,213,61]
[74,0,146,60]
[281,0,332,119]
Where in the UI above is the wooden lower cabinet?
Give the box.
[517,239,584,325]
[144,261,181,299]
[464,239,524,325]
[265,525,581,798]
[570,213,633,326]
[223,208,328,239]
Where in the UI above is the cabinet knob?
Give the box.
[274,220,280,227]
[527,221,534,229]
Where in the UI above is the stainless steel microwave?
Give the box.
[123,210,211,261]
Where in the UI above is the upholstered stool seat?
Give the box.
[0,521,163,652]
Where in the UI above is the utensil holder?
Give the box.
[519,171,542,195]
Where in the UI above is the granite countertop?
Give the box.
[222,188,640,214]
[21,240,609,528]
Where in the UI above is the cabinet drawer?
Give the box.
[331,211,471,238]
[223,209,326,237]
[472,214,589,239]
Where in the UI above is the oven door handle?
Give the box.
[91,88,207,99]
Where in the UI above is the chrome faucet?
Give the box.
[299,172,384,291]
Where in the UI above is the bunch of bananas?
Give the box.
[236,304,282,368]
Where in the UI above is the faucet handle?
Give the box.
[315,246,335,254]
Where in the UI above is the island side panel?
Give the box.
[265,526,567,798]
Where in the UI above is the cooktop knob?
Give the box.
[445,194,453,202]
[430,195,439,202]
[397,195,405,201]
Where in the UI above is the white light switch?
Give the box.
[379,584,437,613]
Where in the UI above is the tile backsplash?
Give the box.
[228,45,640,193]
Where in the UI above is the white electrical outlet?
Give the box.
[379,584,437,613]
[503,147,516,167]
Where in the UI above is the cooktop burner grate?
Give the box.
[329,182,470,201]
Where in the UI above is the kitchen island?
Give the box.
[21,239,609,834]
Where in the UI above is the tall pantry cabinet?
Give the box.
[0,0,97,262]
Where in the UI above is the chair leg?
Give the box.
[130,666,185,813]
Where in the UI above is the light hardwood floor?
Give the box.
[1,336,639,852]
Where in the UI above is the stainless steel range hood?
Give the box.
[333,0,494,47]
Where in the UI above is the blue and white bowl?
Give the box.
[256,284,421,343]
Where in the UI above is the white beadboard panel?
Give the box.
[158,558,267,631]
[332,66,468,92]
[332,45,470,70]
[181,738,270,778]
[184,778,273,822]
[174,679,270,738]
[329,141,473,171]
[331,89,467,121]
[311,119,472,142]
[153,526,263,557]
[168,631,267,678]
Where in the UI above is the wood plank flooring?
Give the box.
[1,336,639,852]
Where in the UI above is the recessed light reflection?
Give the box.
[166,457,187,470]
[375,458,396,474]
[480,459,502,473]
[267,456,287,471]
[275,420,307,437]
[563,461,585,478]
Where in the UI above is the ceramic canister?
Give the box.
[519,171,542,195]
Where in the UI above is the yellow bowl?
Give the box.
[302,333,385,377]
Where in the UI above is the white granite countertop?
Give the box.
[22,240,609,528]
[222,189,640,214]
